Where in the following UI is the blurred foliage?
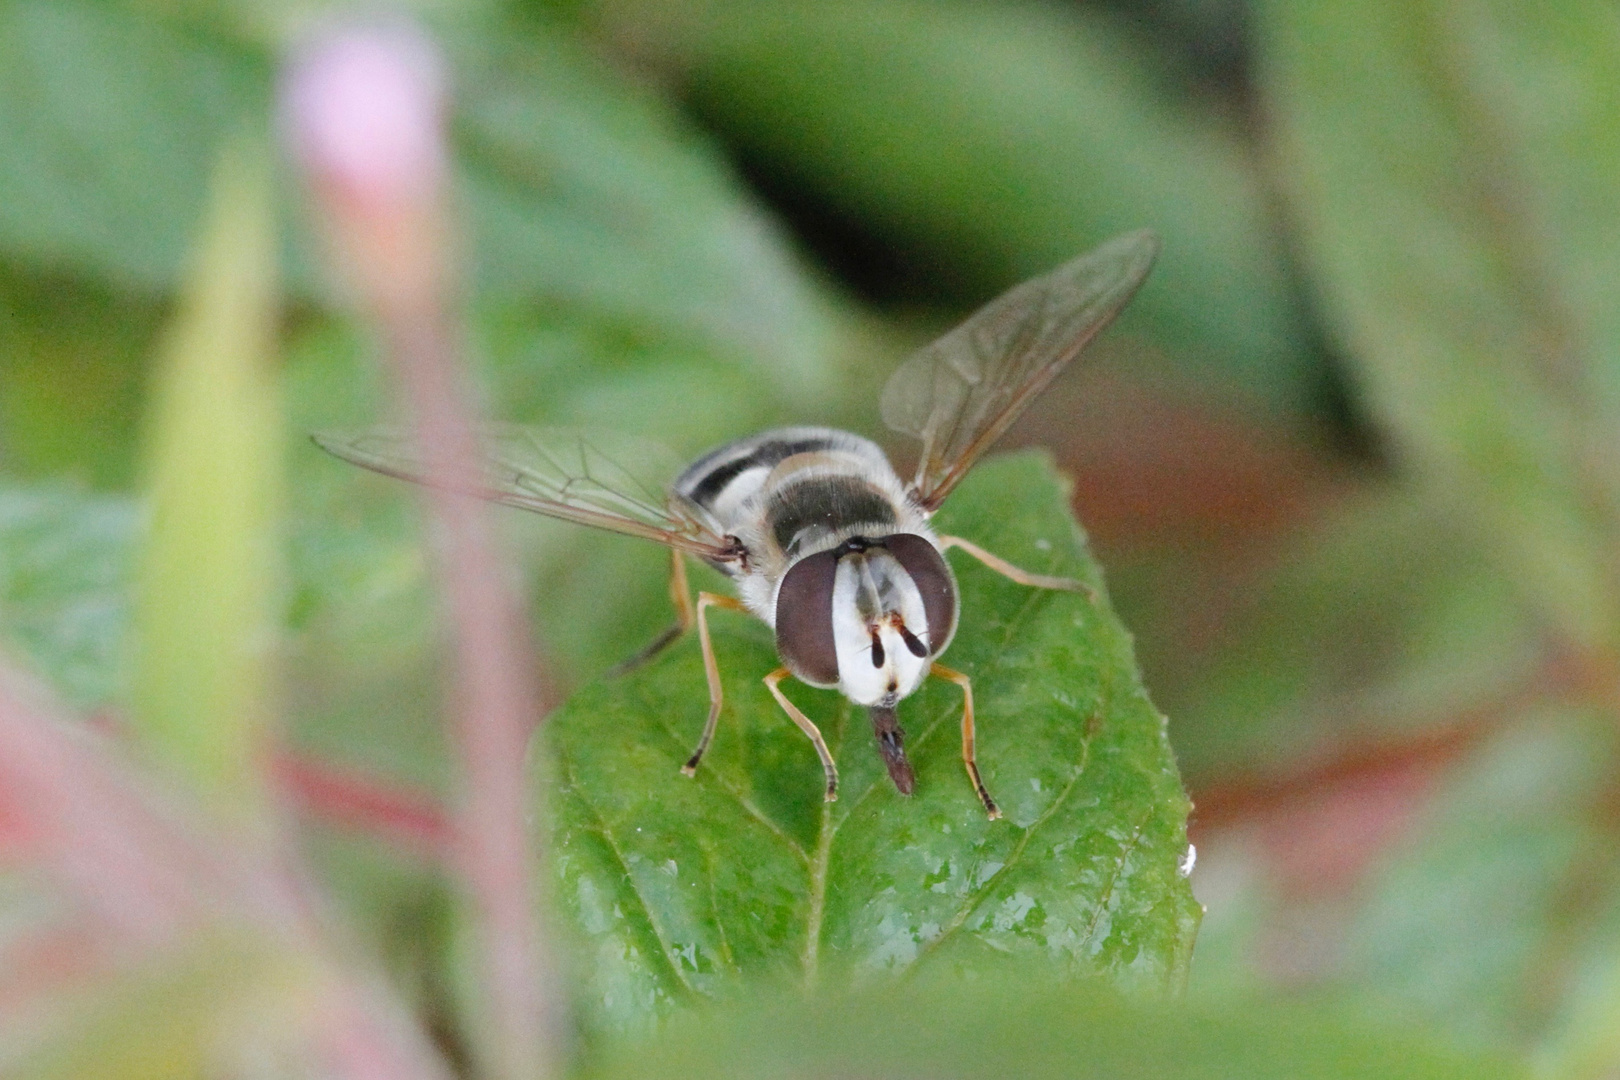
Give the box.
[0,0,1617,1075]
[0,486,134,708]
[587,0,1320,416]
[450,24,853,408]
[12,935,318,1080]
[131,145,282,815]
[1340,707,1620,1046]
[1131,481,1542,782]
[0,0,263,294]
[1261,0,1620,653]
[587,976,1523,1080]
[0,266,156,489]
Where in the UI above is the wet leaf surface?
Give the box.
[536,453,1200,1032]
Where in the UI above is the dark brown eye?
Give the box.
[774,549,841,687]
[882,534,958,656]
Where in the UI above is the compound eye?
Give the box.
[882,533,958,656]
[774,549,841,687]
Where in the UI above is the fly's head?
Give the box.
[774,533,959,797]
[773,533,959,707]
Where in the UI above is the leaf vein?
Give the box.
[902,708,1097,976]
[1078,805,1155,957]
[645,673,811,863]
[563,761,702,999]
[700,837,738,973]
[803,797,835,989]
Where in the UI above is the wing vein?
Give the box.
[881,230,1160,510]
[312,425,741,562]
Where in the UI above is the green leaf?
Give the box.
[596,0,1316,414]
[1540,881,1620,1079]
[0,265,160,490]
[586,976,1527,1080]
[0,485,136,710]
[536,453,1199,1034]
[0,1,856,412]
[1128,482,1541,783]
[131,143,281,818]
[452,20,854,408]
[0,0,261,292]
[1336,708,1620,1055]
[281,320,450,790]
[1259,0,1620,650]
[1185,700,1620,1065]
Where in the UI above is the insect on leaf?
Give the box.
[533,452,1199,1034]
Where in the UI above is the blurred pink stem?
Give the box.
[321,980,460,1080]
[282,26,559,1076]
[387,304,556,1080]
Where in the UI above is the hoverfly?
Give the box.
[316,230,1159,819]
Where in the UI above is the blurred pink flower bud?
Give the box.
[281,21,448,215]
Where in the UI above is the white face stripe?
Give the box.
[831,550,932,707]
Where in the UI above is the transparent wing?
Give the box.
[312,425,743,562]
[880,229,1160,511]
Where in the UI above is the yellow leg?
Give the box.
[931,662,1000,819]
[682,591,746,776]
[764,668,839,802]
[668,546,695,628]
[610,549,697,677]
[937,534,1094,600]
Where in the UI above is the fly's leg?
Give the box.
[937,534,1095,601]
[610,548,697,677]
[682,590,746,776]
[931,662,1000,820]
[764,668,839,802]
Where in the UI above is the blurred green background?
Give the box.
[2,0,1618,1075]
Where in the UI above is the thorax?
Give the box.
[672,426,934,622]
